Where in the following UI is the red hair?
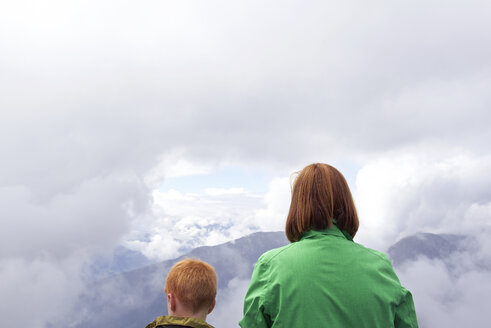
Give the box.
[164,259,217,313]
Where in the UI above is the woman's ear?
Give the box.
[207,298,216,314]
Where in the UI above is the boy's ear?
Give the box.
[207,298,216,314]
[167,293,177,312]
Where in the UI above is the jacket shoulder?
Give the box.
[354,242,392,262]
[256,243,294,264]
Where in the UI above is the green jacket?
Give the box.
[239,226,418,328]
[145,316,214,328]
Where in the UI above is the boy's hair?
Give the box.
[164,258,217,313]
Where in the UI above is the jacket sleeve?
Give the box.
[394,287,419,328]
[239,257,272,328]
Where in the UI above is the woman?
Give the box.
[239,163,418,327]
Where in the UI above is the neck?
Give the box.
[167,294,213,322]
[169,309,207,321]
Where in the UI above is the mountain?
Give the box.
[60,231,288,328]
[89,246,156,278]
[387,232,473,268]
[51,230,473,328]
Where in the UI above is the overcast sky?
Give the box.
[1,0,490,327]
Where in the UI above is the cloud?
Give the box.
[395,229,491,327]
[0,256,85,328]
[208,278,250,328]
[353,148,491,327]
[205,187,246,196]
[2,0,490,170]
[354,147,491,251]
[130,187,265,261]
[0,0,490,326]
[0,172,150,327]
[127,173,293,263]
[144,149,214,187]
[251,177,291,232]
[0,173,149,259]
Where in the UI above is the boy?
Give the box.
[145,258,217,328]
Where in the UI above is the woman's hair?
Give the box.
[164,258,217,313]
[285,163,359,242]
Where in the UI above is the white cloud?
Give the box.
[395,229,491,328]
[144,150,214,186]
[251,177,291,232]
[2,0,489,170]
[0,172,150,327]
[0,172,148,259]
[208,278,250,328]
[131,188,261,261]
[0,0,490,326]
[0,256,85,328]
[205,187,246,196]
[129,175,291,261]
[354,148,491,251]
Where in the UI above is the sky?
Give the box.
[1,0,491,327]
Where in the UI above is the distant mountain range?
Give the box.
[387,233,473,267]
[51,231,472,328]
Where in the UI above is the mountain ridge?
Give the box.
[52,230,471,328]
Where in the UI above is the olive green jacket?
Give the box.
[145,315,214,328]
[239,226,419,328]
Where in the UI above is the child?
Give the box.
[145,258,217,328]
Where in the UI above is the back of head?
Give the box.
[164,259,217,313]
[285,163,359,242]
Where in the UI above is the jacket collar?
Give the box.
[300,224,353,242]
[152,315,214,328]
